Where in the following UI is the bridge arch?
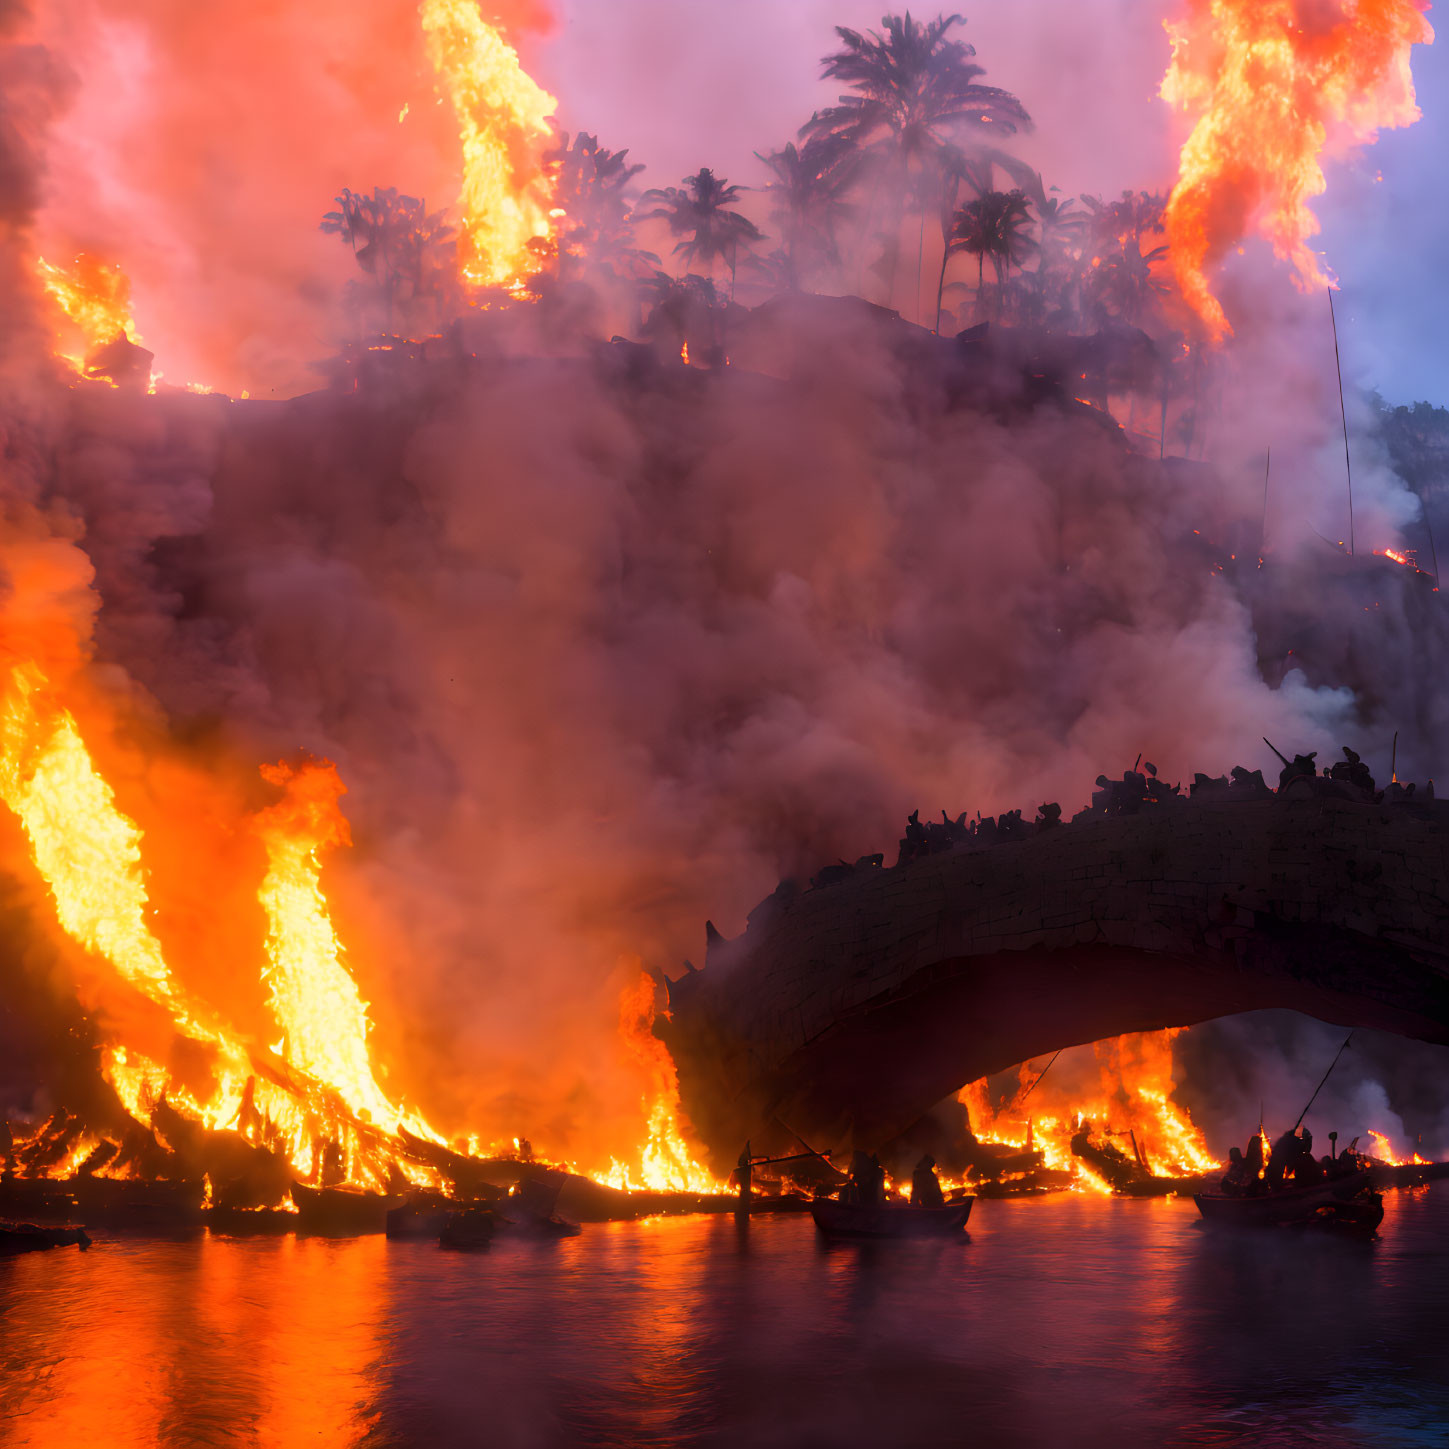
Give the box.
[662,796,1449,1167]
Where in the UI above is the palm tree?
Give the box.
[804,12,1030,309]
[546,132,656,281]
[1090,236,1170,328]
[942,188,1035,326]
[929,144,1036,328]
[322,186,455,333]
[1022,174,1088,326]
[636,169,764,298]
[755,135,861,291]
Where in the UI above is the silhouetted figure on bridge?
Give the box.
[1229,766,1271,798]
[1277,751,1318,791]
[1329,746,1375,795]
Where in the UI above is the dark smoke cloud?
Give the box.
[33,295,1436,1160]
[0,3,1444,1166]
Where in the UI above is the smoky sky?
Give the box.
[2,2,1446,1165]
[536,0,1448,408]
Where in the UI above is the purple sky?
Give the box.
[533,1,1449,408]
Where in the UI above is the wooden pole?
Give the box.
[1261,447,1271,554]
[1294,1032,1353,1131]
[1328,286,1355,555]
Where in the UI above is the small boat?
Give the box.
[1194,1170,1384,1231]
[290,1183,400,1236]
[0,1222,91,1256]
[809,1197,973,1240]
[386,1192,455,1240]
[496,1207,581,1238]
[439,1207,497,1251]
[495,1171,580,1238]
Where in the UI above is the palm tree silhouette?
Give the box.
[637,169,764,298]
[929,145,1036,328]
[322,186,455,333]
[943,188,1035,326]
[804,12,1030,310]
[1021,174,1089,326]
[756,135,861,292]
[547,132,656,281]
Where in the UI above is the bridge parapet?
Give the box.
[662,796,1449,1167]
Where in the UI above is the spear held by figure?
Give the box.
[1294,1033,1353,1132]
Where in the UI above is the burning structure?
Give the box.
[0,0,1444,1234]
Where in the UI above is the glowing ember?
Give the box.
[1161,0,1433,339]
[602,969,724,1194]
[35,253,141,371]
[419,0,559,291]
[960,1030,1219,1191]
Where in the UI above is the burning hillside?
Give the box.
[0,1,1444,1227]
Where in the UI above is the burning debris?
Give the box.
[0,1,1444,1272]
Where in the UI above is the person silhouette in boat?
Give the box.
[1244,1131,1267,1192]
[910,1153,945,1208]
[1219,1146,1252,1196]
[1265,1128,1300,1188]
[734,1142,753,1208]
[845,1150,886,1207]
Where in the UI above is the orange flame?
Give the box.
[419,0,559,291]
[0,663,186,1013]
[35,253,142,372]
[602,968,725,1194]
[959,1029,1218,1191]
[253,759,436,1141]
[1161,0,1433,339]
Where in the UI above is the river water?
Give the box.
[2,1188,1446,1448]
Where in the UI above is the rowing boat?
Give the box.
[809,1198,972,1240]
[1194,1170,1383,1230]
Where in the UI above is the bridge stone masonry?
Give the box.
[659,793,1449,1172]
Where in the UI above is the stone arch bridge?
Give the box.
[660,797,1449,1170]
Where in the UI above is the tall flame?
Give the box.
[35,254,142,370]
[0,663,181,1011]
[0,540,440,1185]
[254,759,431,1140]
[1161,0,1433,339]
[419,0,559,291]
[603,968,725,1194]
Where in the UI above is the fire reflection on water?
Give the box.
[0,1237,388,1449]
[1,1195,1448,1446]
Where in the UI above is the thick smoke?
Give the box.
[27,0,552,396]
[1177,1014,1449,1161]
[0,2,1444,1168]
[30,295,1438,1164]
